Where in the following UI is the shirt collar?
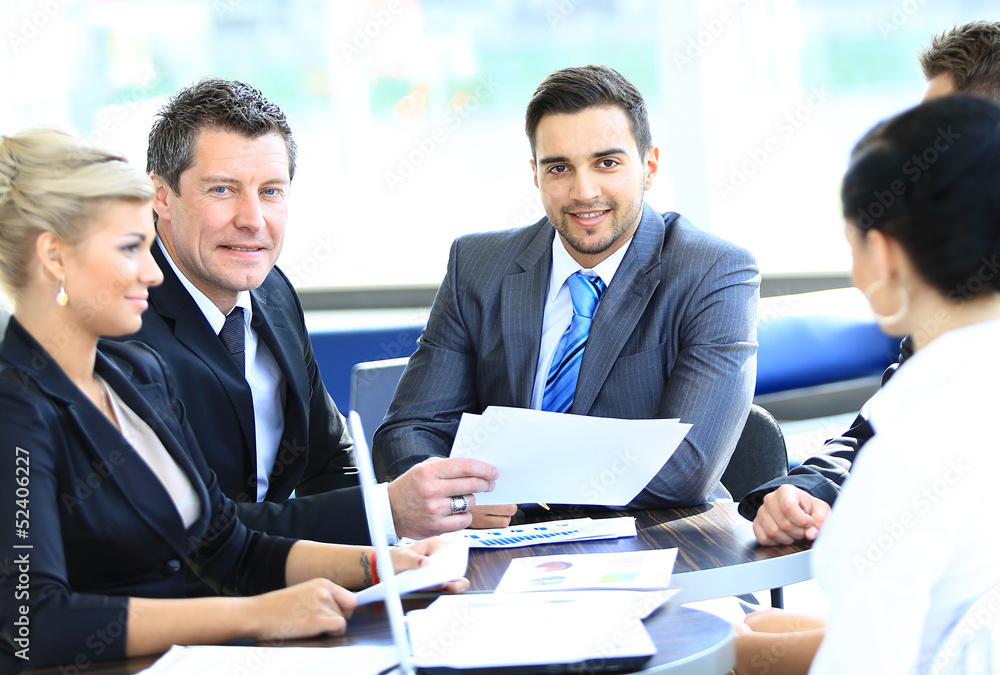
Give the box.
[547,233,633,303]
[157,238,253,335]
[868,318,1000,430]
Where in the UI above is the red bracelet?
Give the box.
[370,551,380,585]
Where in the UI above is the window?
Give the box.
[2,0,992,294]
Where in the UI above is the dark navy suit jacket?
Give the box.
[122,243,369,545]
[0,319,294,669]
[738,337,913,519]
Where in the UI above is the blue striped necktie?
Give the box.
[542,271,606,413]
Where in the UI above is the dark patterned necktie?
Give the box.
[219,307,246,373]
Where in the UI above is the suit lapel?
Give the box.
[500,223,553,406]
[1,321,205,553]
[149,242,257,459]
[94,351,213,538]
[249,284,304,499]
[572,206,664,414]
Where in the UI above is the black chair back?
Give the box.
[721,404,788,502]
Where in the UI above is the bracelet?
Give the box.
[370,550,380,585]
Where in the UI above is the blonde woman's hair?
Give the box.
[0,128,154,299]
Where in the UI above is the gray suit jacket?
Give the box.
[373,206,760,507]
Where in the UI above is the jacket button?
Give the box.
[163,559,182,575]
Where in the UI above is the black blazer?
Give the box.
[122,243,369,544]
[738,337,914,520]
[0,319,295,670]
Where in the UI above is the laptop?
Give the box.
[348,412,655,675]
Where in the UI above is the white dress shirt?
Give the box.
[530,234,633,409]
[811,319,1000,674]
[158,240,286,502]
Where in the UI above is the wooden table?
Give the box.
[470,501,812,603]
[28,502,809,675]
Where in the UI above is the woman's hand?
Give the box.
[731,609,825,675]
[387,536,470,594]
[250,578,358,641]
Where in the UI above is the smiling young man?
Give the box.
[374,65,760,516]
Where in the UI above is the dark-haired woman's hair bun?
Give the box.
[842,94,1000,299]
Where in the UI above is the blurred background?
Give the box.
[1,0,994,306]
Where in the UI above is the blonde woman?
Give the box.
[0,129,465,671]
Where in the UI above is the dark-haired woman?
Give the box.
[736,95,1000,674]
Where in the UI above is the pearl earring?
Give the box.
[56,278,68,306]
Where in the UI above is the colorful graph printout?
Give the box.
[535,561,573,572]
[495,548,678,593]
[428,516,637,549]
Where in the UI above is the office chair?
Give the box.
[721,404,790,608]
[349,357,410,452]
[721,404,789,503]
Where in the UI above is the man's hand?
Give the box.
[469,503,518,529]
[752,484,832,546]
[388,457,500,539]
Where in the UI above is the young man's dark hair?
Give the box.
[919,20,1000,101]
[146,77,297,194]
[524,64,652,158]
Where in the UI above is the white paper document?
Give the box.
[431,516,637,549]
[353,539,470,606]
[140,644,399,675]
[408,592,659,670]
[495,548,678,593]
[450,406,691,506]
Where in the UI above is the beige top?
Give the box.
[99,376,201,529]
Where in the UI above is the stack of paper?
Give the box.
[140,645,399,674]
[450,406,691,506]
[408,592,660,670]
[407,549,680,670]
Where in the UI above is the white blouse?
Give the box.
[811,319,1000,674]
[100,377,201,529]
